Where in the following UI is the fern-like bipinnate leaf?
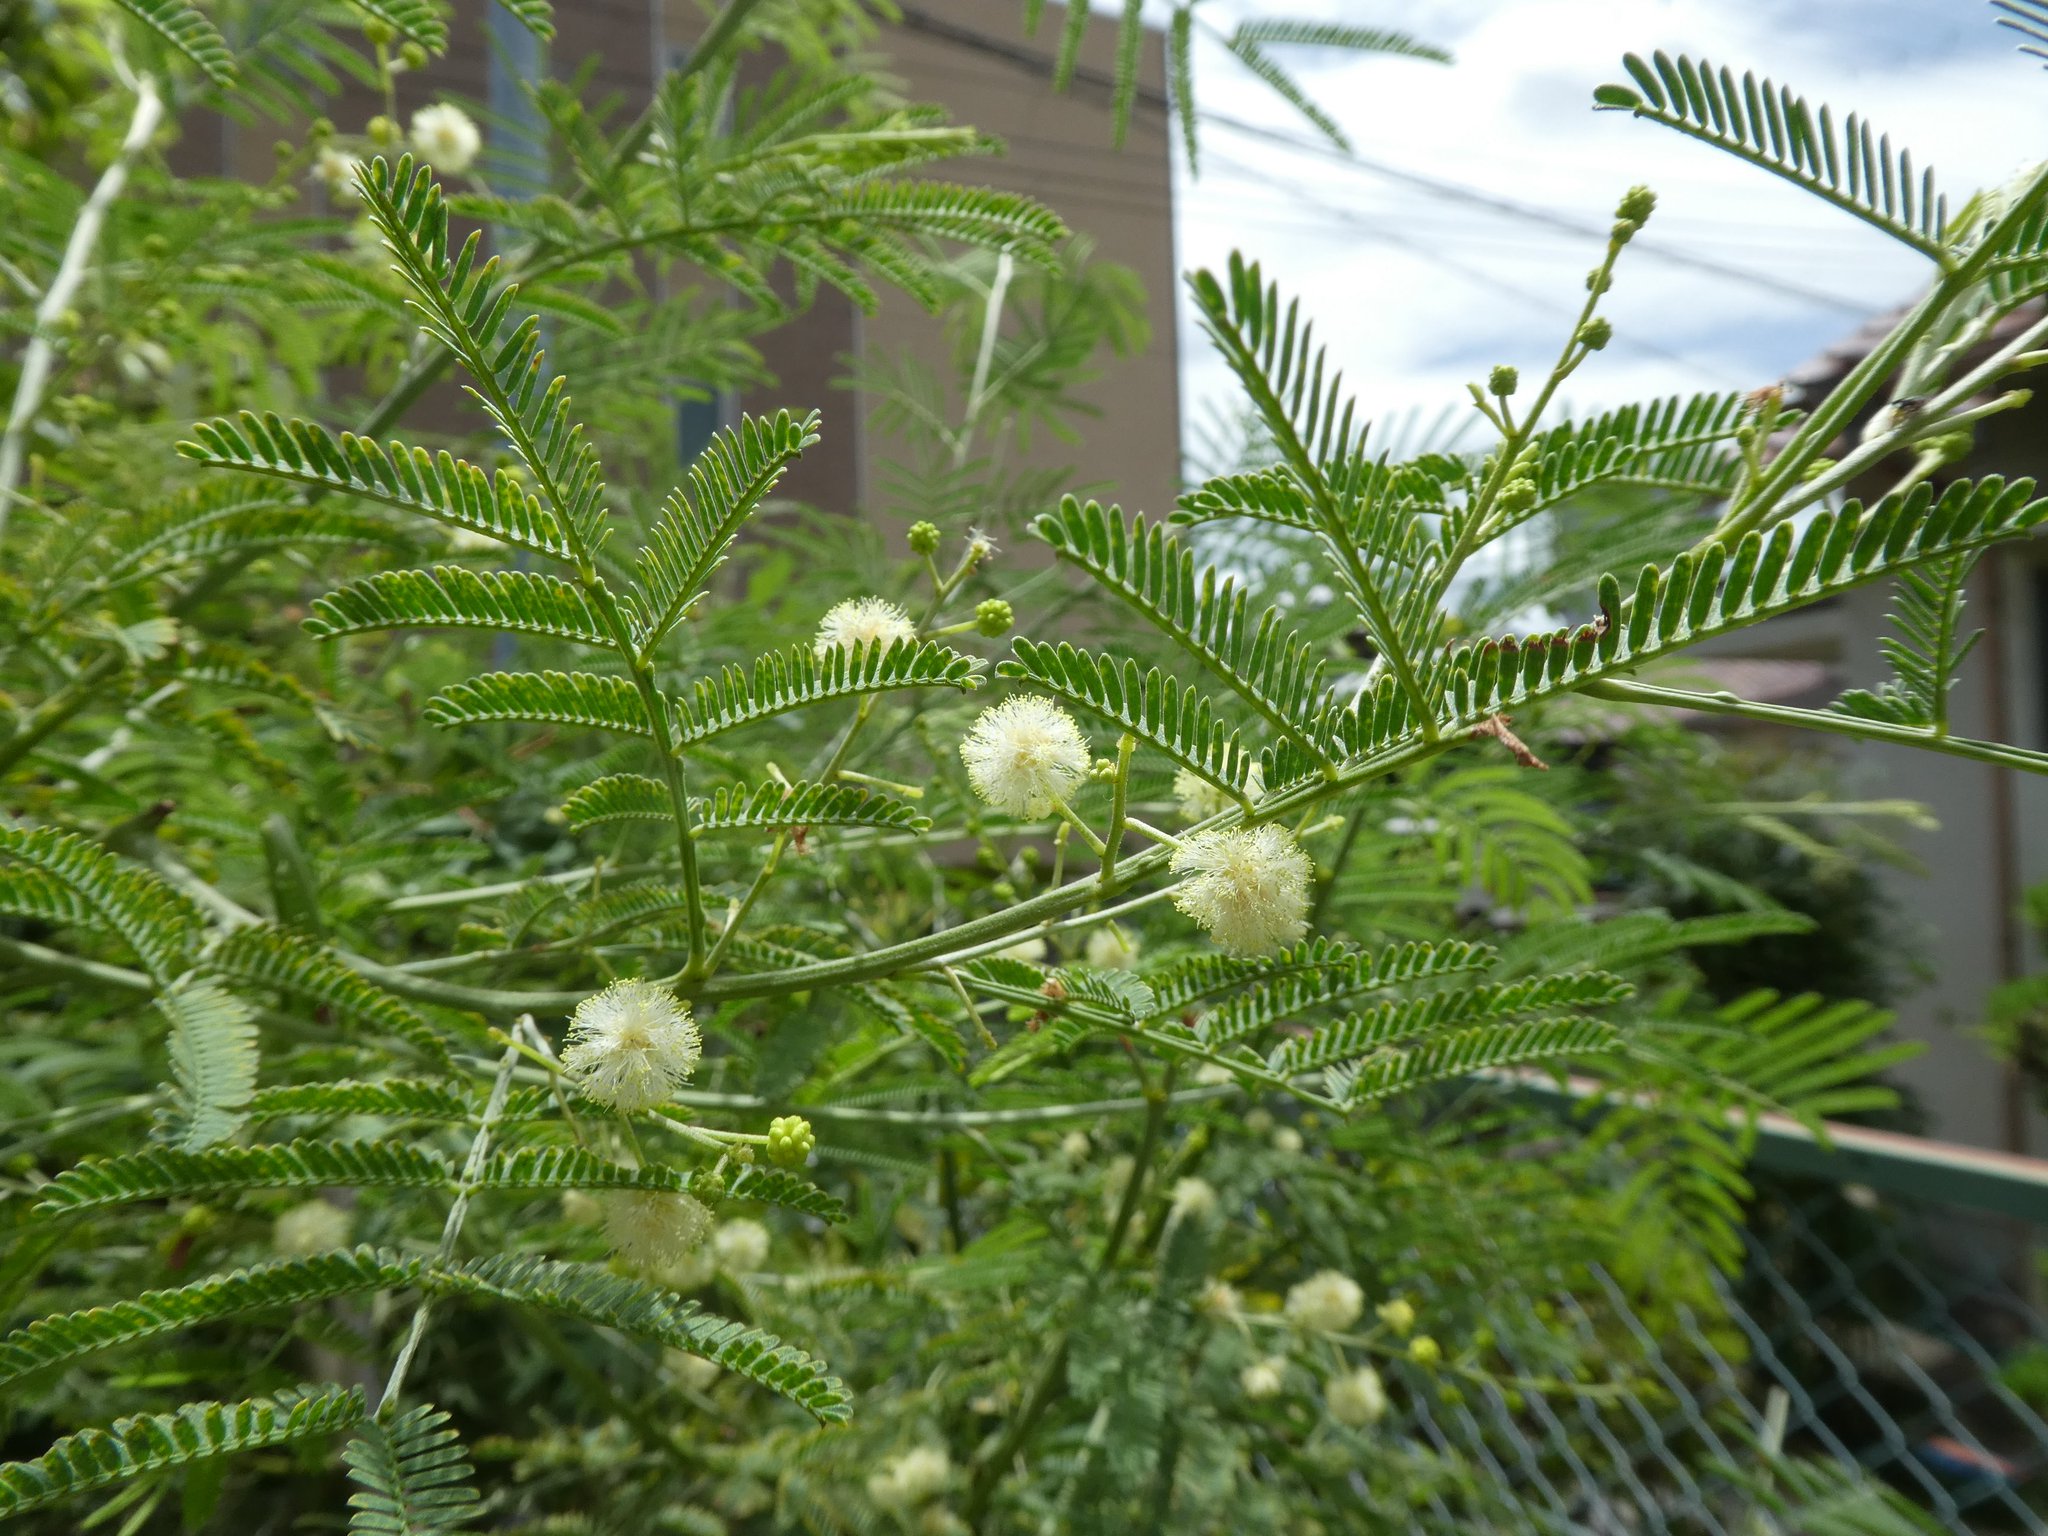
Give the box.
[669,639,982,748]
[343,0,448,51]
[424,670,652,737]
[630,410,820,656]
[1001,639,1259,803]
[0,821,199,980]
[0,1250,420,1388]
[1443,478,2046,724]
[210,925,456,1068]
[429,1255,852,1422]
[0,1388,366,1517]
[692,779,930,836]
[159,977,259,1151]
[1832,551,1981,732]
[305,566,615,646]
[34,1141,453,1216]
[179,413,573,559]
[113,0,235,84]
[1036,497,1343,767]
[1594,53,1948,258]
[343,1404,481,1535]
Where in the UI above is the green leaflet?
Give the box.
[0,1387,367,1517]
[343,1404,481,1535]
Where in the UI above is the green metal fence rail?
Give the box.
[1405,1085,2048,1533]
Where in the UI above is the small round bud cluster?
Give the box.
[273,1198,352,1257]
[1577,318,1614,352]
[563,979,701,1114]
[399,41,430,70]
[1586,269,1612,296]
[1272,1125,1304,1155]
[1170,824,1312,956]
[1286,1269,1364,1333]
[1616,184,1658,225]
[974,598,1013,637]
[1376,1297,1417,1336]
[362,16,395,45]
[1408,1335,1442,1367]
[815,596,917,660]
[367,114,399,146]
[1240,1356,1288,1400]
[410,103,483,175]
[1325,1365,1388,1427]
[1496,478,1539,515]
[766,1115,815,1167]
[712,1217,770,1273]
[908,520,941,555]
[960,696,1091,817]
[867,1446,953,1510]
[1487,364,1519,397]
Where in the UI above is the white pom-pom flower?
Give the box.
[712,1217,770,1273]
[563,979,701,1113]
[273,1199,352,1257]
[959,696,1090,817]
[1170,824,1312,956]
[1058,1130,1091,1165]
[409,102,483,174]
[815,596,917,659]
[1172,762,1263,823]
[1325,1365,1388,1427]
[1285,1269,1365,1334]
[1239,1356,1288,1400]
[1169,1176,1219,1222]
[1272,1126,1304,1156]
[1197,1279,1241,1318]
[601,1190,712,1275]
[1084,924,1139,970]
[313,146,363,200]
[867,1445,953,1509]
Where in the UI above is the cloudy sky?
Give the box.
[1172,0,2044,442]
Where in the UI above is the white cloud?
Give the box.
[1175,0,2041,446]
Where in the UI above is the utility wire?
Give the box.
[893,4,1883,319]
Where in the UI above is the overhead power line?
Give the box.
[892,4,1883,320]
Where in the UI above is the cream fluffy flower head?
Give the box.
[601,1190,712,1275]
[867,1445,953,1509]
[409,102,483,174]
[815,596,917,659]
[1239,1356,1287,1400]
[959,695,1090,817]
[1170,824,1312,956]
[1173,762,1263,823]
[1286,1269,1365,1333]
[1169,1176,1219,1222]
[273,1198,351,1257]
[313,146,363,200]
[1325,1365,1388,1427]
[712,1217,770,1273]
[1084,924,1139,970]
[563,979,701,1113]
[1197,1279,1241,1319]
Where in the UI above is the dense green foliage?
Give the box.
[3,1,2043,1531]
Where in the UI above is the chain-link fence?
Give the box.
[1408,1096,2048,1533]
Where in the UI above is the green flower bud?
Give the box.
[1487,364,1519,397]
[1585,269,1612,296]
[1497,478,1539,515]
[908,520,941,556]
[399,41,430,70]
[1577,317,1614,351]
[991,879,1018,902]
[362,17,396,45]
[1616,184,1657,225]
[733,1142,756,1165]
[1611,217,1639,245]
[140,233,170,259]
[274,139,295,161]
[766,1115,815,1167]
[1409,1335,1441,1367]
[974,598,1013,637]
[309,117,335,142]
[1800,457,1837,483]
[367,114,399,146]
